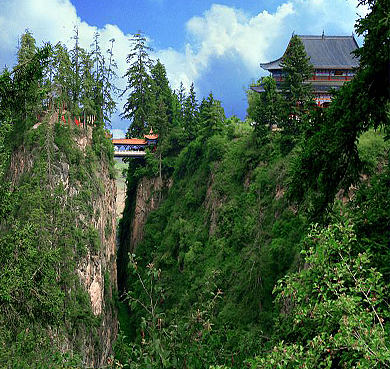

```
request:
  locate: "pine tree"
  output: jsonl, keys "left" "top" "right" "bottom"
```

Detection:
{"left": 199, "top": 92, "right": 225, "bottom": 138}
{"left": 280, "top": 35, "right": 314, "bottom": 113}
{"left": 69, "top": 25, "right": 83, "bottom": 108}
{"left": 89, "top": 33, "right": 118, "bottom": 126}
{"left": 52, "top": 43, "right": 73, "bottom": 110}
{"left": 279, "top": 35, "right": 315, "bottom": 153}
{"left": 102, "top": 38, "right": 118, "bottom": 126}
{"left": 247, "top": 76, "right": 282, "bottom": 143}
{"left": 91, "top": 32, "right": 103, "bottom": 84}
{"left": 79, "top": 49, "right": 96, "bottom": 118}
{"left": 182, "top": 82, "right": 199, "bottom": 141}
{"left": 17, "top": 29, "right": 36, "bottom": 65}
{"left": 121, "top": 32, "right": 154, "bottom": 138}
{"left": 170, "top": 82, "right": 186, "bottom": 132}
{"left": 12, "top": 33, "right": 51, "bottom": 129}
{"left": 150, "top": 59, "right": 173, "bottom": 138}
{"left": 3, "top": 44, "right": 50, "bottom": 136}
{"left": 177, "top": 82, "right": 186, "bottom": 117}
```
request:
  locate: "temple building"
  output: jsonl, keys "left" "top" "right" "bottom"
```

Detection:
{"left": 112, "top": 128, "right": 159, "bottom": 157}
{"left": 253, "top": 34, "right": 359, "bottom": 107}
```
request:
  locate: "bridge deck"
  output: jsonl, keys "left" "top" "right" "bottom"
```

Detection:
{"left": 114, "top": 150, "right": 146, "bottom": 158}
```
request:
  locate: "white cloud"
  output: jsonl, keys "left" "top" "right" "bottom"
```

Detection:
{"left": 157, "top": 3, "right": 295, "bottom": 92}
{"left": 290, "top": 0, "right": 369, "bottom": 36}
{"left": 0, "top": 0, "right": 131, "bottom": 89}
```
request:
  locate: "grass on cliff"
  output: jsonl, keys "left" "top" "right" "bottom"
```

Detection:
{"left": 117, "top": 116, "right": 390, "bottom": 368}
{"left": 116, "top": 123, "right": 307, "bottom": 367}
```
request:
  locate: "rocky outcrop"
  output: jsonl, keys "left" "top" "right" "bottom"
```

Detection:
{"left": 130, "top": 176, "right": 171, "bottom": 251}
{"left": 117, "top": 173, "right": 171, "bottom": 292}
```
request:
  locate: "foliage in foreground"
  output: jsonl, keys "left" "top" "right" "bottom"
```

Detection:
{"left": 250, "top": 221, "right": 390, "bottom": 368}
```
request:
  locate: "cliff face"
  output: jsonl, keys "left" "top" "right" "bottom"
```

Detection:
{"left": 130, "top": 176, "right": 171, "bottom": 251}
{"left": 117, "top": 173, "right": 171, "bottom": 291}
{"left": 6, "top": 114, "right": 118, "bottom": 367}
{"left": 118, "top": 136, "right": 306, "bottom": 339}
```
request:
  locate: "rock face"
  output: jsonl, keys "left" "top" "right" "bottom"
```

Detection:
{"left": 131, "top": 176, "right": 169, "bottom": 251}
{"left": 118, "top": 174, "right": 171, "bottom": 291}
{"left": 8, "top": 115, "right": 118, "bottom": 367}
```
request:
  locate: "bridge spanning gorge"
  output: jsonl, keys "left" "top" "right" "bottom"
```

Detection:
{"left": 112, "top": 131, "right": 158, "bottom": 158}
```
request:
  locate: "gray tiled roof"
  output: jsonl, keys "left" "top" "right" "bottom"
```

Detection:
{"left": 260, "top": 35, "right": 359, "bottom": 70}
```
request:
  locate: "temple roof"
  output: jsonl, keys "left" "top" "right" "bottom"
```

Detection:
{"left": 144, "top": 128, "right": 159, "bottom": 140}
{"left": 260, "top": 35, "right": 359, "bottom": 70}
{"left": 112, "top": 138, "right": 146, "bottom": 145}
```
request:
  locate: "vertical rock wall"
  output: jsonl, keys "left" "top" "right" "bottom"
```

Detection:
{"left": 118, "top": 174, "right": 171, "bottom": 292}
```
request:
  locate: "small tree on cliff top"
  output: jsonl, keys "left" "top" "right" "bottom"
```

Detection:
{"left": 247, "top": 76, "right": 282, "bottom": 144}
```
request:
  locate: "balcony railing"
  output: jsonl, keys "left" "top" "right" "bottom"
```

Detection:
{"left": 272, "top": 75, "right": 353, "bottom": 82}
{"left": 311, "top": 75, "right": 353, "bottom": 81}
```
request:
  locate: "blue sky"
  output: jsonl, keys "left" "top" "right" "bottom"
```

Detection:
{"left": 0, "top": 0, "right": 367, "bottom": 137}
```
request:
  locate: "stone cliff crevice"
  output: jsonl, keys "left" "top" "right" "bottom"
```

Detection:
{"left": 117, "top": 172, "right": 171, "bottom": 292}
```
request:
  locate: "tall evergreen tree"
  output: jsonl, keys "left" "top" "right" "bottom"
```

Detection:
{"left": 12, "top": 33, "right": 51, "bottom": 129}
{"left": 69, "top": 25, "right": 83, "bottom": 107}
{"left": 199, "top": 92, "right": 225, "bottom": 138}
{"left": 170, "top": 82, "right": 186, "bottom": 131}
{"left": 150, "top": 59, "right": 173, "bottom": 138}
{"left": 2, "top": 44, "right": 50, "bottom": 137}
{"left": 91, "top": 32, "right": 103, "bottom": 84}
{"left": 280, "top": 35, "right": 314, "bottom": 113}
{"left": 79, "top": 49, "right": 96, "bottom": 118}
{"left": 121, "top": 32, "right": 154, "bottom": 138}
{"left": 90, "top": 33, "right": 118, "bottom": 126}
{"left": 247, "top": 76, "right": 282, "bottom": 143}
{"left": 90, "top": 31, "right": 105, "bottom": 121}
{"left": 102, "top": 38, "right": 118, "bottom": 126}
{"left": 182, "top": 82, "right": 199, "bottom": 141}
{"left": 279, "top": 35, "right": 315, "bottom": 153}
{"left": 52, "top": 43, "right": 73, "bottom": 110}
{"left": 17, "top": 29, "right": 36, "bottom": 65}
{"left": 177, "top": 82, "right": 186, "bottom": 117}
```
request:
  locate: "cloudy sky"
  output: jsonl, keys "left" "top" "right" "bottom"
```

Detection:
{"left": 0, "top": 0, "right": 368, "bottom": 137}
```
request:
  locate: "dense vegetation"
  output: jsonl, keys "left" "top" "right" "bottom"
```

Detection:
{"left": 116, "top": 0, "right": 390, "bottom": 368}
{"left": 0, "top": 29, "right": 116, "bottom": 367}
{"left": 0, "top": 0, "right": 388, "bottom": 367}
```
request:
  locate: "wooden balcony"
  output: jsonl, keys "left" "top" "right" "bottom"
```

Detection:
{"left": 272, "top": 75, "right": 353, "bottom": 82}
